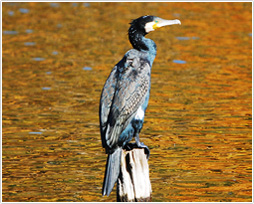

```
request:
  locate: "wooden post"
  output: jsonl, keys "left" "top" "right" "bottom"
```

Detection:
{"left": 117, "top": 146, "right": 152, "bottom": 202}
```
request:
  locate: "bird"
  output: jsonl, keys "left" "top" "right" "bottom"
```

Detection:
{"left": 99, "top": 15, "right": 181, "bottom": 196}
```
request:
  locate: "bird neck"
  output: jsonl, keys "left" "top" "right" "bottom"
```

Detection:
{"left": 129, "top": 32, "right": 157, "bottom": 56}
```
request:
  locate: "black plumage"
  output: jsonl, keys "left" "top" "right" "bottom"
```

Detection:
{"left": 99, "top": 15, "right": 181, "bottom": 196}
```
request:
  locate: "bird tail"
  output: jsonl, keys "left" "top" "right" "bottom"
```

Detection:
{"left": 102, "top": 147, "right": 122, "bottom": 196}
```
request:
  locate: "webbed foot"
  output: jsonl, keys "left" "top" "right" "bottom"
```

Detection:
{"left": 135, "top": 141, "right": 150, "bottom": 159}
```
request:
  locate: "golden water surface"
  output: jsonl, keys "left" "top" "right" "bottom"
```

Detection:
{"left": 2, "top": 2, "right": 252, "bottom": 202}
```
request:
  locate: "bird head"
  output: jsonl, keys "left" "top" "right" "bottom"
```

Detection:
{"left": 129, "top": 15, "right": 181, "bottom": 35}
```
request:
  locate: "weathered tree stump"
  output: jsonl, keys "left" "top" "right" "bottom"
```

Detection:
{"left": 117, "top": 146, "right": 152, "bottom": 202}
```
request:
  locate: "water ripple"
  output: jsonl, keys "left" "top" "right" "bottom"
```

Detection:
{"left": 50, "top": 3, "right": 60, "bottom": 8}
{"left": 52, "top": 51, "right": 58, "bottom": 55}
{"left": 32, "top": 57, "right": 45, "bottom": 61}
{"left": 19, "top": 8, "right": 29, "bottom": 13}
{"left": 29, "top": 132, "right": 42, "bottom": 135}
{"left": 24, "top": 42, "right": 36, "bottom": 46}
{"left": 83, "top": 3, "right": 90, "bottom": 7}
{"left": 3, "top": 30, "right": 18, "bottom": 35}
{"left": 176, "top": 36, "right": 200, "bottom": 40}
{"left": 173, "top": 59, "right": 186, "bottom": 64}
{"left": 42, "top": 87, "right": 51, "bottom": 90}
{"left": 83, "top": 67, "right": 92, "bottom": 71}
{"left": 26, "top": 29, "right": 33, "bottom": 34}
{"left": 8, "top": 11, "right": 14, "bottom": 16}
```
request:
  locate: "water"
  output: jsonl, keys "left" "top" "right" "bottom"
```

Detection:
{"left": 83, "top": 3, "right": 90, "bottom": 7}
{"left": 41, "top": 87, "right": 51, "bottom": 90}
{"left": 2, "top": 2, "right": 252, "bottom": 202}
{"left": 83, "top": 67, "right": 92, "bottom": 71}
{"left": 29, "top": 132, "right": 42, "bottom": 135}
{"left": 24, "top": 42, "right": 36, "bottom": 46}
{"left": 19, "top": 8, "right": 29, "bottom": 13}
{"left": 173, "top": 59, "right": 186, "bottom": 64}
{"left": 176, "top": 36, "right": 190, "bottom": 40}
{"left": 72, "top": 3, "right": 78, "bottom": 7}
{"left": 52, "top": 51, "right": 58, "bottom": 55}
{"left": 176, "top": 36, "right": 200, "bottom": 40}
{"left": 3, "top": 30, "right": 18, "bottom": 35}
{"left": 50, "top": 3, "right": 60, "bottom": 8}
{"left": 32, "top": 57, "right": 45, "bottom": 61}
{"left": 25, "top": 29, "right": 33, "bottom": 34}
{"left": 8, "top": 11, "right": 14, "bottom": 16}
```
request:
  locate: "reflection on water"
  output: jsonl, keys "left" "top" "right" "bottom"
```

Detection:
{"left": 32, "top": 57, "right": 45, "bottom": 61}
{"left": 29, "top": 132, "right": 42, "bottom": 135}
{"left": 3, "top": 30, "right": 18, "bottom": 35}
{"left": 24, "top": 42, "right": 36, "bottom": 46}
{"left": 52, "top": 51, "right": 58, "bottom": 55}
{"left": 176, "top": 36, "right": 200, "bottom": 40}
{"left": 41, "top": 87, "right": 51, "bottom": 90}
{"left": 2, "top": 2, "right": 252, "bottom": 202}
{"left": 72, "top": 3, "right": 78, "bottom": 7}
{"left": 25, "top": 29, "right": 33, "bottom": 33}
{"left": 50, "top": 3, "right": 60, "bottom": 8}
{"left": 83, "top": 67, "right": 92, "bottom": 71}
{"left": 8, "top": 11, "right": 14, "bottom": 16}
{"left": 173, "top": 59, "right": 186, "bottom": 64}
{"left": 19, "top": 8, "right": 29, "bottom": 14}
{"left": 83, "top": 3, "right": 90, "bottom": 8}
{"left": 57, "top": 23, "right": 62, "bottom": 28}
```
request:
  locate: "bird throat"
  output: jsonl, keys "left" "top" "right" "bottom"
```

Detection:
{"left": 129, "top": 32, "right": 149, "bottom": 51}
{"left": 128, "top": 29, "right": 157, "bottom": 55}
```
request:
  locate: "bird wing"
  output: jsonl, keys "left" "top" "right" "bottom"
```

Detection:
{"left": 99, "top": 65, "right": 118, "bottom": 148}
{"left": 104, "top": 50, "right": 151, "bottom": 149}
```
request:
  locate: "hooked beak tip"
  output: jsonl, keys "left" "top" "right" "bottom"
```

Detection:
{"left": 173, "top": 19, "right": 181, "bottom": 25}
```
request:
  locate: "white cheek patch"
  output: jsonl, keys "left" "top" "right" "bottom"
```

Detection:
{"left": 144, "top": 22, "right": 155, "bottom": 33}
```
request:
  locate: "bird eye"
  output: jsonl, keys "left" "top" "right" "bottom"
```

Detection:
{"left": 155, "top": 20, "right": 158, "bottom": 23}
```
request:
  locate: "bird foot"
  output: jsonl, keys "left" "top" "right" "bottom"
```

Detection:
{"left": 124, "top": 143, "right": 135, "bottom": 151}
{"left": 135, "top": 141, "right": 150, "bottom": 159}
{"left": 123, "top": 142, "right": 150, "bottom": 159}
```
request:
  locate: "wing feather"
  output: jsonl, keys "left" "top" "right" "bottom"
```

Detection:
{"left": 105, "top": 51, "right": 151, "bottom": 148}
{"left": 99, "top": 66, "right": 118, "bottom": 148}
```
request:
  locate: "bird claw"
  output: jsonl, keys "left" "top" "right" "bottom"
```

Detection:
{"left": 124, "top": 143, "right": 134, "bottom": 151}
{"left": 136, "top": 142, "right": 150, "bottom": 159}
{"left": 123, "top": 142, "right": 150, "bottom": 159}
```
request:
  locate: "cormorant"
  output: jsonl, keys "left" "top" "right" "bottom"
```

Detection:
{"left": 99, "top": 15, "right": 181, "bottom": 196}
